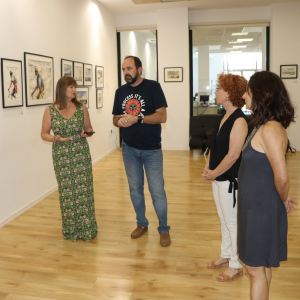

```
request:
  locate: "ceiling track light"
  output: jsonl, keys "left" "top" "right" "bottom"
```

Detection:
{"left": 232, "top": 32, "right": 249, "bottom": 36}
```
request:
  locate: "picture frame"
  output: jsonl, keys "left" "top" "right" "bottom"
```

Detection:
{"left": 24, "top": 52, "right": 54, "bottom": 107}
{"left": 95, "top": 65, "right": 104, "bottom": 88}
{"left": 74, "top": 61, "right": 84, "bottom": 85}
{"left": 61, "top": 59, "right": 73, "bottom": 77}
{"left": 164, "top": 67, "right": 183, "bottom": 82}
{"left": 96, "top": 88, "right": 103, "bottom": 108}
{"left": 77, "top": 86, "right": 89, "bottom": 108}
{"left": 84, "top": 63, "right": 93, "bottom": 86}
{"left": 1, "top": 58, "right": 24, "bottom": 108}
{"left": 280, "top": 65, "right": 298, "bottom": 79}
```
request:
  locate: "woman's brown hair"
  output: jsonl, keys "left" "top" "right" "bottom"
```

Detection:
{"left": 247, "top": 71, "right": 295, "bottom": 128}
{"left": 53, "top": 76, "right": 80, "bottom": 110}
{"left": 218, "top": 73, "right": 247, "bottom": 107}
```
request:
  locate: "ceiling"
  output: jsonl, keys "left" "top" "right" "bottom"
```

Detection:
{"left": 193, "top": 27, "right": 263, "bottom": 54}
{"left": 97, "top": 0, "right": 297, "bottom": 15}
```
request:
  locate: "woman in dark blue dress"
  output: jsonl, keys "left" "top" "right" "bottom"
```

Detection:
{"left": 238, "top": 71, "right": 297, "bottom": 300}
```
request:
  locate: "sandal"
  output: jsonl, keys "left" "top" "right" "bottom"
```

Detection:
{"left": 207, "top": 258, "right": 229, "bottom": 269}
{"left": 217, "top": 267, "right": 243, "bottom": 282}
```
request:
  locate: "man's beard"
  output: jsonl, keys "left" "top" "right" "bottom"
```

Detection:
{"left": 125, "top": 73, "right": 138, "bottom": 84}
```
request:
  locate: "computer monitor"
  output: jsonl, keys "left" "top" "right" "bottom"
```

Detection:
{"left": 200, "top": 95, "right": 209, "bottom": 103}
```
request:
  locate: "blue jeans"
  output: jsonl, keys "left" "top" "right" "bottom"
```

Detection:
{"left": 122, "top": 142, "right": 170, "bottom": 234}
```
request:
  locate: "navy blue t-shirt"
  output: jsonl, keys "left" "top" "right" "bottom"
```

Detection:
{"left": 112, "top": 79, "right": 168, "bottom": 150}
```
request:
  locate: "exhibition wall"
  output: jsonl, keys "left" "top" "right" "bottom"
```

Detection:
{"left": 0, "top": 0, "right": 118, "bottom": 227}
{"left": 270, "top": 2, "right": 300, "bottom": 150}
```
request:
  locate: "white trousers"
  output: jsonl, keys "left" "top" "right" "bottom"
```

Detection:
{"left": 212, "top": 180, "right": 242, "bottom": 269}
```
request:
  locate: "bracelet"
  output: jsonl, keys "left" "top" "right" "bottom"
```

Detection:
{"left": 52, "top": 136, "right": 55, "bottom": 142}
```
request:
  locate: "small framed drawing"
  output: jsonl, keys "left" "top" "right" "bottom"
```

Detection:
{"left": 96, "top": 88, "right": 103, "bottom": 108}
{"left": 24, "top": 52, "right": 54, "bottom": 107}
{"left": 77, "top": 86, "right": 89, "bottom": 108}
{"left": 1, "top": 58, "right": 24, "bottom": 108}
{"left": 61, "top": 59, "right": 73, "bottom": 77}
{"left": 164, "top": 67, "right": 183, "bottom": 82}
{"left": 74, "top": 61, "right": 83, "bottom": 85}
{"left": 84, "top": 63, "right": 93, "bottom": 86}
{"left": 95, "top": 65, "right": 104, "bottom": 88}
{"left": 280, "top": 65, "right": 298, "bottom": 79}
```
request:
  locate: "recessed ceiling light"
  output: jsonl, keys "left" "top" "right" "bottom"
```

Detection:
{"left": 237, "top": 38, "right": 253, "bottom": 42}
{"left": 232, "top": 32, "right": 248, "bottom": 36}
{"left": 233, "top": 46, "right": 247, "bottom": 48}
{"left": 228, "top": 41, "right": 243, "bottom": 44}
{"left": 230, "top": 51, "right": 242, "bottom": 53}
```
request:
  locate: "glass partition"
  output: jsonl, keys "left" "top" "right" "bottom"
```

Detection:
{"left": 192, "top": 26, "right": 267, "bottom": 115}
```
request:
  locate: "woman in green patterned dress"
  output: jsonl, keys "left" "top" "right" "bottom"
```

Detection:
{"left": 41, "top": 76, "right": 97, "bottom": 242}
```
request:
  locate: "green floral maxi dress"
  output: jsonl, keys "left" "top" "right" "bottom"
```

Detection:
{"left": 50, "top": 104, "right": 98, "bottom": 241}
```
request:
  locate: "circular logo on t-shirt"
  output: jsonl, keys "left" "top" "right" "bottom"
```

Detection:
{"left": 125, "top": 98, "right": 140, "bottom": 116}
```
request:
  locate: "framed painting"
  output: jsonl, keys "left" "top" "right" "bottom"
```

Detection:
{"left": 1, "top": 58, "right": 24, "bottom": 108}
{"left": 84, "top": 63, "right": 93, "bottom": 86}
{"left": 24, "top": 52, "right": 54, "bottom": 107}
{"left": 164, "top": 67, "right": 183, "bottom": 82}
{"left": 74, "top": 61, "right": 83, "bottom": 85}
{"left": 96, "top": 88, "right": 103, "bottom": 108}
{"left": 280, "top": 65, "right": 298, "bottom": 79}
{"left": 77, "top": 86, "right": 89, "bottom": 108}
{"left": 61, "top": 59, "right": 73, "bottom": 77}
{"left": 95, "top": 65, "right": 104, "bottom": 88}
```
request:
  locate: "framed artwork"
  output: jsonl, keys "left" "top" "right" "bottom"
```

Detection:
{"left": 95, "top": 65, "right": 104, "bottom": 88}
{"left": 61, "top": 59, "right": 73, "bottom": 77}
{"left": 280, "top": 65, "right": 298, "bottom": 79}
{"left": 96, "top": 88, "right": 103, "bottom": 108}
{"left": 24, "top": 52, "right": 54, "bottom": 107}
{"left": 74, "top": 61, "right": 83, "bottom": 85}
{"left": 1, "top": 58, "right": 24, "bottom": 108}
{"left": 164, "top": 67, "right": 183, "bottom": 82}
{"left": 84, "top": 63, "right": 93, "bottom": 86}
{"left": 77, "top": 86, "right": 89, "bottom": 108}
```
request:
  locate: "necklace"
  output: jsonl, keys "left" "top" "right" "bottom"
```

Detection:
{"left": 242, "top": 126, "right": 260, "bottom": 151}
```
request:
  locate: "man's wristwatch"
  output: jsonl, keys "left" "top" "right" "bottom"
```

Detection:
{"left": 137, "top": 115, "right": 144, "bottom": 124}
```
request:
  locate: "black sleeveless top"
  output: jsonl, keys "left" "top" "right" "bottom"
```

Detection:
{"left": 209, "top": 108, "right": 247, "bottom": 181}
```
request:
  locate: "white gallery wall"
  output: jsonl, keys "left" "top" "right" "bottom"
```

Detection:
{"left": 157, "top": 8, "right": 190, "bottom": 150}
{"left": 120, "top": 31, "right": 157, "bottom": 85}
{"left": 0, "top": 0, "right": 118, "bottom": 227}
{"left": 270, "top": 2, "right": 300, "bottom": 150}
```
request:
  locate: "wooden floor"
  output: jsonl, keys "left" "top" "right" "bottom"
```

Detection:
{"left": 0, "top": 150, "right": 300, "bottom": 300}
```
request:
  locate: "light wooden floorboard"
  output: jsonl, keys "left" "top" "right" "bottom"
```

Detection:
{"left": 0, "top": 150, "right": 299, "bottom": 300}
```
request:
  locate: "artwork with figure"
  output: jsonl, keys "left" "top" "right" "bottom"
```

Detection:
{"left": 74, "top": 62, "right": 83, "bottom": 85}
{"left": 96, "top": 88, "right": 103, "bottom": 108}
{"left": 24, "top": 53, "right": 53, "bottom": 106}
{"left": 77, "top": 87, "right": 89, "bottom": 108}
{"left": 95, "top": 65, "right": 104, "bottom": 88}
{"left": 1, "top": 58, "right": 23, "bottom": 108}
{"left": 84, "top": 63, "right": 92, "bottom": 86}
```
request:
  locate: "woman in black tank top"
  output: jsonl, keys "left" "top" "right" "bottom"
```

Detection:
{"left": 238, "top": 71, "right": 297, "bottom": 300}
{"left": 202, "top": 73, "right": 248, "bottom": 282}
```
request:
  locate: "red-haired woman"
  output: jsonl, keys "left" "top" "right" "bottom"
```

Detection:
{"left": 202, "top": 73, "right": 248, "bottom": 281}
{"left": 238, "top": 71, "right": 297, "bottom": 300}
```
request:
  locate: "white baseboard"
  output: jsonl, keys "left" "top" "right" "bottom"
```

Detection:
{"left": 0, "top": 147, "right": 118, "bottom": 228}
{"left": 92, "top": 147, "right": 117, "bottom": 165}
{"left": 0, "top": 185, "right": 58, "bottom": 228}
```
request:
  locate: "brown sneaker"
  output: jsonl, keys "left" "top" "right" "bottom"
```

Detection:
{"left": 160, "top": 232, "right": 171, "bottom": 247}
{"left": 131, "top": 226, "right": 148, "bottom": 239}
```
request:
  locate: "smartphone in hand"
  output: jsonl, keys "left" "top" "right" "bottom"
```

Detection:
{"left": 84, "top": 132, "right": 95, "bottom": 136}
